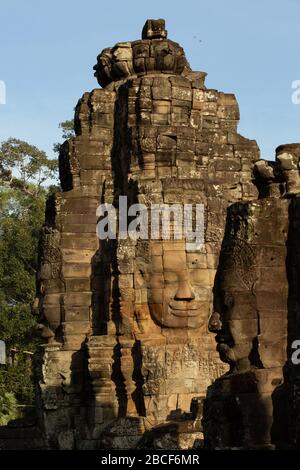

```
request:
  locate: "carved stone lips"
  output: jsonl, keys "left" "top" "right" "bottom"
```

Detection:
{"left": 168, "top": 300, "right": 201, "bottom": 317}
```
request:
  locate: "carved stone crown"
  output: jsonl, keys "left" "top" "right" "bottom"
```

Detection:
{"left": 93, "top": 19, "right": 191, "bottom": 87}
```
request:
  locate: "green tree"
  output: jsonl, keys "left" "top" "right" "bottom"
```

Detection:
{"left": 0, "top": 138, "right": 58, "bottom": 415}
{"left": 0, "top": 138, "right": 57, "bottom": 192}
{"left": 0, "top": 392, "right": 18, "bottom": 426}
{"left": 53, "top": 119, "right": 75, "bottom": 153}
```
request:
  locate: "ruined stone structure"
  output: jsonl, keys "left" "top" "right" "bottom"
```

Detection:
{"left": 205, "top": 144, "right": 300, "bottom": 449}
{"left": 33, "top": 19, "right": 300, "bottom": 449}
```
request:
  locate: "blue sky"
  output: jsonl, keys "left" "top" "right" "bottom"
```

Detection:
{"left": 0, "top": 0, "right": 299, "bottom": 160}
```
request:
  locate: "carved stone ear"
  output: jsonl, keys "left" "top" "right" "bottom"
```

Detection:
{"left": 135, "top": 257, "right": 150, "bottom": 284}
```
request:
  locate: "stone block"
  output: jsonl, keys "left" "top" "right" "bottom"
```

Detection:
{"left": 157, "top": 134, "right": 177, "bottom": 149}
{"left": 150, "top": 255, "right": 163, "bottom": 273}
{"left": 42, "top": 306, "right": 61, "bottom": 325}
{"left": 139, "top": 97, "right": 152, "bottom": 110}
{"left": 169, "top": 76, "right": 191, "bottom": 88}
{"left": 62, "top": 321, "right": 90, "bottom": 335}
{"left": 151, "top": 113, "right": 170, "bottom": 125}
{"left": 171, "top": 111, "right": 190, "bottom": 125}
{"left": 217, "top": 105, "right": 240, "bottom": 120}
{"left": 60, "top": 235, "right": 98, "bottom": 251}
{"left": 63, "top": 292, "right": 92, "bottom": 307}
{"left": 190, "top": 110, "right": 201, "bottom": 128}
{"left": 133, "top": 57, "right": 146, "bottom": 72}
{"left": 177, "top": 138, "right": 195, "bottom": 152}
{"left": 192, "top": 89, "right": 205, "bottom": 109}
{"left": 62, "top": 249, "right": 95, "bottom": 263}
{"left": 43, "top": 293, "right": 62, "bottom": 306}
{"left": 62, "top": 197, "right": 98, "bottom": 214}
{"left": 62, "top": 263, "right": 92, "bottom": 278}
{"left": 62, "top": 224, "right": 97, "bottom": 234}
{"left": 153, "top": 100, "right": 171, "bottom": 114}
{"left": 65, "top": 278, "right": 91, "bottom": 292}
{"left": 63, "top": 306, "right": 90, "bottom": 322}
{"left": 172, "top": 87, "right": 192, "bottom": 102}
{"left": 152, "top": 85, "right": 172, "bottom": 101}
{"left": 42, "top": 279, "right": 65, "bottom": 293}
{"left": 145, "top": 57, "right": 156, "bottom": 71}
{"left": 214, "top": 157, "right": 241, "bottom": 171}
{"left": 63, "top": 334, "right": 87, "bottom": 350}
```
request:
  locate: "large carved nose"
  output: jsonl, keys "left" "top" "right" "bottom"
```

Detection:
{"left": 208, "top": 311, "right": 222, "bottom": 332}
{"left": 174, "top": 279, "right": 195, "bottom": 301}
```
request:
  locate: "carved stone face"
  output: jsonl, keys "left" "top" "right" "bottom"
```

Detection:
{"left": 209, "top": 281, "right": 258, "bottom": 371}
{"left": 143, "top": 241, "right": 211, "bottom": 329}
{"left": 209, "top": 232, "right": 258, "bottom": 370}
{"left": 209, "top": 201, "right": 289, "bottom": 372}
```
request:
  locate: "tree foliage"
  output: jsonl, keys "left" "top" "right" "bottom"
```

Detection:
{"left": 0, "top": 137, "right": 59, "bottom": 415}
{"left": 0, "top": 392, "right": 19, "bottom": 426}
{"left": 0, "top": 138, "right": 57, "bottom": 192}
{"left": 53, "top": 119, "right": 75, "bottom": 153}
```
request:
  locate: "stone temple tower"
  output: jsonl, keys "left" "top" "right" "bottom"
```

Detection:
{"left": 34, "top": 19, "right": 265, "bottom": 449}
